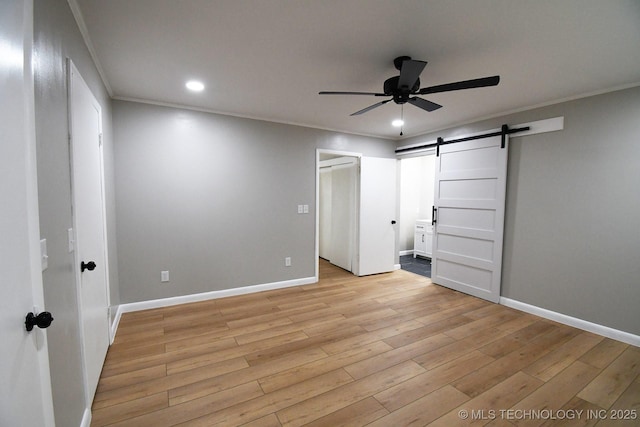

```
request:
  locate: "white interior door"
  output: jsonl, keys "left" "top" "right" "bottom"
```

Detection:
{"left": 0, "top": 1, "right": 54, "bottom": 424}
{"left": 69, "top": 61, "right": 110, "bottom": 401}
{"left": 358, "top": 157, "right": 397, "bottom": 276}
{"left": 432, "top": 135, "right": 508, "bottom": 303}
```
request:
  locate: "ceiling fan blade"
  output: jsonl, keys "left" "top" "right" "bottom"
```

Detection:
{"left": 408, "top": 97, "right": 442, "bottom": 112}
{"left": 350, "top": 99, "right": 392, "bottom": 116}
{"left": 418, "top": 75, "right": 500, "bottom": 95}
{"left": 398, "top": 60, "right": 427, "bottom": 90}
{"left": 319, "top": 91, "right": 386, "bottom": 96}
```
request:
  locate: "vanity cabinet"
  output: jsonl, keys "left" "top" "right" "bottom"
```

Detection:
{"left": 414, "top": 219, "right": 433, "bottom": 258}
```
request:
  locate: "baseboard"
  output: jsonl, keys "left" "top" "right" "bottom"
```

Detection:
{"left": 399, "top": 250, "right": 414, "bottom": 256}
{"left": 394, "top": 263, "right": 401, "bottom": 271}
{"left": 109, "top": 305, "right": 123, "bottom": 345}
{"left": 500, "top": 297, "right": 640, "bottom": 347}
{"left": 79, "top": 407, "right": 91, "bottom": 427}
{"left": 117, "top": 276, "right": 318, "bottom": 316}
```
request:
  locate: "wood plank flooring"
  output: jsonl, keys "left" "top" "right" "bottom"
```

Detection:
{"left": 92, "top": 260, "right": 640, "bottom": 426}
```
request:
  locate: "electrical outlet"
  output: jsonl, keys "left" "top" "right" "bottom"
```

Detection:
{"left": 285, "top": 257, "right": 291, "bottom": 267}
{"left": 161, "top": 271, "right": 170, "bottom": 282}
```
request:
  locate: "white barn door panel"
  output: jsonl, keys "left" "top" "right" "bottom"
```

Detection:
{"left": 432, "top": 135, "right": 508, "bottom": 303}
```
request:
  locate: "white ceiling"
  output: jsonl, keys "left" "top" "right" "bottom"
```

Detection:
{"left": 73, "top": 0, "right": 640, "bottom": 140}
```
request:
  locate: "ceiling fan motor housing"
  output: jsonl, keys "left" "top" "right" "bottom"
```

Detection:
{"left": 384, "top": 76, "right": 420, "bottom": 104}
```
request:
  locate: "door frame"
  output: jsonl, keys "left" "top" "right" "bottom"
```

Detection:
{"left": 315, "top": 149, "right": 362, "bottom": 279}
{"left": 318, "top": 156, "right": 359, "bottom": 270}
{"left": 67, "top": 59, "right": 112, "bottom": 405}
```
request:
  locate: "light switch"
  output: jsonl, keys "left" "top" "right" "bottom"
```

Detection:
{"left": 297, "top": 205, "right": 304, "bottom": 214}
{"left": 303, "top": 204, "right": 309, "bottom": 214}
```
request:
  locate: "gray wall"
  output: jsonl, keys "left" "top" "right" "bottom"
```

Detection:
{"left": 33, "top": 0, "right": 118, "bottom": 425}
{"left": 114, "top": 100, "right": 396, "bottom": 303}
{"left": 400, "top": 86, "right": 640, "bottom": 336}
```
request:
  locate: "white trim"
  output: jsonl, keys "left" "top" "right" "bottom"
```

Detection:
{"left": 393, "top": 264, "right": 401, "bottom": 271}
{"left": 79, "top": 408, "right": 91, "bottom": 427}
{"left": 117, "top": 276, "right": 317, "bottom": 315}
{"left": 395, "top": 116, "right": 564, "bottom": 157}
{"left": 109, "top": 305, "right": 123, "bottom": 345}
{"left": 399, "top": 250, "right": 414, "bottom": 256}
{"left": 500, "top": 297, "right": 640, "bottom": 347}
{"left": 114, "top": 95, "right": 395, "bottom": 141}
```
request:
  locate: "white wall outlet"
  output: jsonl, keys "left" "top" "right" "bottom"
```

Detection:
{"left": 285, "top": 257, "right": 291, "bottom": 267}
{"left": 161, "top": 271, "right": 170, "bottom": 282}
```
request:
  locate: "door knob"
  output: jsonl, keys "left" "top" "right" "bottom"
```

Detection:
{"left": 391, "top": 220, "right": 397, "bottom": 225}
{"left": 81, "top": 261, "right": 96, "bottom": 272}
{"left": 25, "top": 311, "right": 54, "bottom": 332}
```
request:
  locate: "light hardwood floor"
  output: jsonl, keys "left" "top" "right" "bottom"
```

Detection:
{"left": 92, "top": 260, "right": 640, "bottom": 426}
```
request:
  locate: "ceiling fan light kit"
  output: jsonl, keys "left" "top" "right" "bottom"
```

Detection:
{"left": 319, "top": 56, "right": 500, "bottom": 126}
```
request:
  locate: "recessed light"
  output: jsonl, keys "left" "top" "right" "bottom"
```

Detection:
{"left": 185, "top": 80, "right": 205, "bottom": 92}
{"left": 392, "top": 119, "right": 404, "bottom": 127}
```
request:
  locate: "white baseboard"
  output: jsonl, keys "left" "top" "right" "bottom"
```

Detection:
{"left": 79, "top": 407, "right": 91, "bottom": 427}
{"left": 109, "top": 305, "right": 123, "bottom": 345}
{"left": 399, "top": 250, "right": 414, "bottom": 256}
{"left": 115, "top": 276, "right": 318, "bottom": 319}
{"left": 500, "top": 297, "right": 640, "bottom": 347}
{"left": 393, "top": 264, "right": 401, "bottom": 271}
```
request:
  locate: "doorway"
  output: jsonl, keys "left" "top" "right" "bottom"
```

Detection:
{"left": 315, "top": 150, "right": 398, "bottom": 278}
{"left": 319, "top": 155, "right": 358, "bottom": 272}
{"left": 398, "top": 154, "right": 435, "bottom": 278}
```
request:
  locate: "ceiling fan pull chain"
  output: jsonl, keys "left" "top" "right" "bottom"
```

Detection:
{"left": 400, "top": 104, "right": 404, "bottom": 136}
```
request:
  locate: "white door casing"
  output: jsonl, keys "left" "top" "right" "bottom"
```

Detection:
{"left": 0, "top": 0, "right": 55, "bottom": 424}
{"left": 357, "top": 157, "right": 397, "bottom": 276}
{"left": 432, "top": 135, "right": 508, "bottom": 303}
{"left": 68, "top": 60, "right": 110, "bottom": 402}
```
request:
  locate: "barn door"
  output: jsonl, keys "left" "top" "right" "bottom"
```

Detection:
{"left": 431, "top": 135, "right": 508, "bottom": 303}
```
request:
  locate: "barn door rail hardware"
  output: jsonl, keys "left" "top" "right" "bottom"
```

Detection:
{"left": 395, "top": 123, "right": 530, "bottom": 156}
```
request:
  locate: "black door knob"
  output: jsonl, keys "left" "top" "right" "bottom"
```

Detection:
{"left": 81, "top": 261, "right": 96, "bottom": 272}
{"left": 391, "top": 220, "right": 397, "bottom": 225}
{"left": 25, "top": 311, "right": 54, "bottom": 332}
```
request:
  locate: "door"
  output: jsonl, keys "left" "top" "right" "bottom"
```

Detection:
{"left": 431, "top": 135, "right": 508, "bottom": 303}
{"left": 318, "top": 167, "right": 332, "bottom": 259}
{"left": 357, "top": 157, "right": 397, "bottom": 276}
{"left": 329, "top": 162, "right": 357, "bottom": 271}
{"left": 0, "top": 0, "right": 55, "bottom": 424}
{"left": 69, "top": 61, "right": 110, "bottom": 401}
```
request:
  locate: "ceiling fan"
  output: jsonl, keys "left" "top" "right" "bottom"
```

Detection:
{"left": 319, "top": 56, "right": 500, "bottom": 116}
